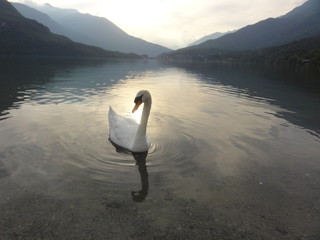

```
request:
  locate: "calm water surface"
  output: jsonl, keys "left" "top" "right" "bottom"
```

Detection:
{"left": 0, "top": 58, "right": 320, "bottom": 239}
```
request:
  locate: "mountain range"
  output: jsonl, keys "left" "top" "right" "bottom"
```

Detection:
{"left": 0, "top": 0, "right": 141, "bottom": 58}
{"left": 12, "top": 2, "right": 171, "bottom": 57}
{"left": 188, "top": 30, "right": 236, "bottom": 47}
{"left": 2, "top": 0, "right": 320, "bottom": 61}
{"left": 161, "top": 0, "right": 320, "bottom": 64}
{"left": 193, "top": 0, "right": 320, "bottom": 51}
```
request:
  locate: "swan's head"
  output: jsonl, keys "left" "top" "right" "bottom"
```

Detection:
{"left": 132, "top": 90, "right": 151, "bottom": 113}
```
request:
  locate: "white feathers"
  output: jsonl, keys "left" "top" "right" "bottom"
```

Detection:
{"left": 108, "top": 90, "right": 152, "bottom": 152}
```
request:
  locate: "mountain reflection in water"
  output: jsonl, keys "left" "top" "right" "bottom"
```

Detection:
{"left": 0, "top": 58, "right": 320, "bottom": 239}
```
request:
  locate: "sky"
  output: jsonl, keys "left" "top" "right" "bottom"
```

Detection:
{"left": 12, "top": 0, "right": 307, "bottom": 49}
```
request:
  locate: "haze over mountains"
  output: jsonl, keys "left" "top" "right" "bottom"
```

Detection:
{"left": 188, "top": 30, "right": 236, "bottom": 47}
{"left": 191, "top": 0, "right": 320, "bottom": 51}
{"left": 162, "top": 0, "right": 320, "bottom": 64}
{"left": 0, "top": 0, "right": 140, "bottom": 58}
{"left": 12, "top": 2, "right": 171, "bottom": 57}
{"left": 12, "top": 3, "right": 85, "bottom": 43}
{"left": 2, "top": 0, "right": 320, "bottom": 62}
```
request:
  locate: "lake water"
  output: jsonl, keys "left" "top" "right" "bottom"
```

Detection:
{"left": 0, "top": 58, "right": 320, "bottom": 239}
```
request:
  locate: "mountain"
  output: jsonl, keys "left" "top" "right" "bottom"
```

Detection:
{"left": 12, "top": 3, "right": 95, "bottom": 46}
{"left": 0, "top": 0, "right": 19, "bottom": 17}
{"left": 188, "top": 30, "right": 236, "bottom": 47}
{"left": 189, "top": 0, "right": 320, "bottom": 51}
{"left": 252, "top": 35, "right": 320, "bottom": 64}
{"left": 14, "top": 2, "right": 172, "bottom": 57}
{"left": 12, "top": 3, "right": 66, "bottom": 35}
{"left": 12, "top": 2, "right": 90, "bottom": 43}
{"left": 0, "top": 0, "right": 140, "bottom": 58}
{"left": 160, "top": 34, "right": 320, "bottom": 65}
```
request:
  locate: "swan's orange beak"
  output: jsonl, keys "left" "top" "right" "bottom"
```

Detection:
{"left": 132, "top": 100, "right": 142, "bottom": 113}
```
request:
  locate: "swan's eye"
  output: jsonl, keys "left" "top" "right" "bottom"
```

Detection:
{"left": 134, "top": 95, "right": 143, "bottom": 103}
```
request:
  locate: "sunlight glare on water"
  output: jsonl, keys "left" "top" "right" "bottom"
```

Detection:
{"left": 0, "top": 60, "right": 320, "bottom": 239}
{"left": 0, "top": 59, "right": 320, "bottom": 238}
{"left": 1, "top": 60, "right": 319, "bottom": 186}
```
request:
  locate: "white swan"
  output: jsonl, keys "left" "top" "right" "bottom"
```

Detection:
{"left": 108, "top": 90, "right": 152, "bottom": 153}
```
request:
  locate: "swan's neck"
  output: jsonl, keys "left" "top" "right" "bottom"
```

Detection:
{"left": 133, "top": 98, "right": 151, "bottom": 150}
{"left": 137, "top": 99, "right": 151, "bottom": 136}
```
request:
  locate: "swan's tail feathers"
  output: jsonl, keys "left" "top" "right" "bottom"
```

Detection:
{"left": 109, "top": 106, "right": 115, "bottom": 116}
{"left": 108, "top": 106, "right": 113, "bottom": 121}
{"left": 108, "top": 106, "right": 119, "bottom": 122}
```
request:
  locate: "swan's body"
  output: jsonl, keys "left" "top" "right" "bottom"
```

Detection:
{"left": 108, "top": 90, "right": 152, "bottom": 152}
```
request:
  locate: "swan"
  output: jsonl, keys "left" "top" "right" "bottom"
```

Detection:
{"left": 108, "top": 90, "right": 152, "bottom": 153}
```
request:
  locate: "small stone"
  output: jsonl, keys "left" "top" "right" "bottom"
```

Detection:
{"left": 275, "top": 226, "right": 288, "bottom": 235}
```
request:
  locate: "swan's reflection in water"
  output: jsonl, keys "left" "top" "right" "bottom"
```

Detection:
{"left": 131, "top": 152, "right": 148, "bottom": 202}
{"left": 110, "top": 141, "right": 149, "bottom": 202}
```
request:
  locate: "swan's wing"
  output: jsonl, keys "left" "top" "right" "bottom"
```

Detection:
{"left": 108, "top": 106, "right": 138, "bottom": 150}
